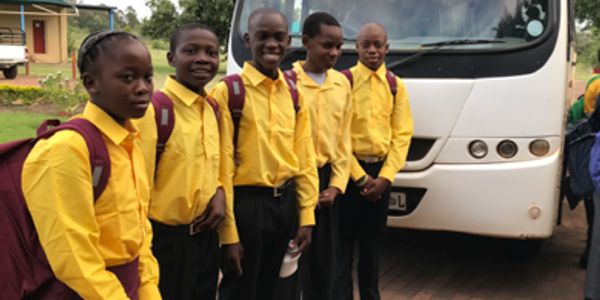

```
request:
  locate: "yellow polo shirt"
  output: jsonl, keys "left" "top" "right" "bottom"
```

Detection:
{"left": 22, "top": 102, "right": 160, "bottom": 300}
{"left": 292, "top": 61, "right": 352, "bottom": 192}
{"left": 135, "top": 76, "right": 237, "bottom": 244}
{"left": 584, "top": 69, "right": 600, "bottom": 114}
{"left": 348, "top": 62, "right": 414, "bottom": 183}
{"left": 210, "top": 62, "right": 319, "bottom": 236}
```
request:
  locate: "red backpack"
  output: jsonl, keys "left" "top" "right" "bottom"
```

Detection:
{"left": 0, "top": 118, "right": 110, "bottom": 299}
{"left": 221, "top": 71, "right": 299, "bottom": 151}
{"left": 151, "top": 91, "right": 220, "bottom": 163}
{"left": 341, "top": 69, "right": 398, "bottom": 98}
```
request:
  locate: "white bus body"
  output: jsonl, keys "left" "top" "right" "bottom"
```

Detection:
{"left": 227, "top": 0, "right": 575, "bottom": 240}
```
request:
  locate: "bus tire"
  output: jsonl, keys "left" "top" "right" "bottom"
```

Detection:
{"left": 507, "top": 239, "right": 544, "bottom": 260}
{"left": 3, "top": 66, "right": 17, "bottom": 79}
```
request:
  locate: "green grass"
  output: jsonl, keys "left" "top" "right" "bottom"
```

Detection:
{"left": 0, "top": 111, "right": 65, "bottom": 143}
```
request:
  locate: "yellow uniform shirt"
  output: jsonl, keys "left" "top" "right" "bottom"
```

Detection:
{"left": 584, "top": 70, "right": 600, "bottom": 114}
{"left": 210, "top": 62, "right": 319, "bottom": 235}
{"left": 348, "top": 62, "right": 414, "bottom": 183}
{"left": 22, "top": 102, "right": 160, "bottom": 300}
{"left": 292, "top": 61, "right": 352, "bottom": 192}
{"left": 135, "top": 76, "right": 236, "bottom": 244}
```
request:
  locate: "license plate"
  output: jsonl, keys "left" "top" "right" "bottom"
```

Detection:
{"left": 389, "top": 192, "right": 407, "bottom": 211}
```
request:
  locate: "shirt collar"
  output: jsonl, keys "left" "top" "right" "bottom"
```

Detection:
{"left": 81, "top": 101, "right": 140, "bottom": 146}
{"left": 242, "top": 61, "right": 285, "bottom": 87}
{"left": 292, "top": 61, "right": 344, "bottom": 88}
{"left": 163, "top": 75, "right": 204, "bottom": 107}
{"left": 356, "top": 61, "right": 387, "bottom": 81}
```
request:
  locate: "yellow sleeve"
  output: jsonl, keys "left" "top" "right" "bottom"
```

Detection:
{"left": 584, "top": 80, "right": 600, "bottom": 115}
{"left": 210, "top": 82, "right": 239, "bottom": 244}
{"left": 329, "top": 81, "right": 353, "bottom": 193}
{"left": 294, "top": 92, "right": 319, "bottom": 226}
{"left": 133, "top": 106, "right": 158, "bottom": 188}
{"left": 350, "top": 156, "right": 367, "bottom": 182}
{"left": 137, "top": 218, "right": 161, "bottom": 299}
{"left": 22, "top": 132, "right": 129, "bottom": 300}
{"left": 379, "top": 78, "right": 414, "bottom": 183}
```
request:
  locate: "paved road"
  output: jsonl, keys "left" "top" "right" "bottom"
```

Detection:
{"left": 365, "top": 201, "right": 588, "bottom": 299}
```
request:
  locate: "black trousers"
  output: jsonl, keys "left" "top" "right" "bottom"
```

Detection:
{"left": 299, "top": 164, "right": 339, "bottom": 300}
{"left": 150, "top": 220, "right": 219, "bottom": 300}
{"left": 334, "top": 161, "right": 390, "bottom": 300}
{"left": 218, "top": 183, "right": 298, "bottom": 300}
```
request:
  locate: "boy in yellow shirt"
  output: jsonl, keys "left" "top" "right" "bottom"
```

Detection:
{"left": 291, "top": 12, "right": 352, "bottom": 300}
{"left": 22, "top": 31, "right": 160, "bottom": 299}
{"left": 335, "top": 23, "right": 414, "bottom": 300}
{"left": 135, "top": 24, "right": 229, "bottom": 300}
{"left": 211, "top": 8, "right": 319, "bottom": 300}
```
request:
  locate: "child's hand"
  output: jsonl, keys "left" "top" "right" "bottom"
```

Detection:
{"left": 221, "top": 243, "right": 244, "bottom": 276}
{"left": 293, "top": 226, "right": 313, "bottom": 256}
{"left": 360, "top": 177, "right": 390, "bottom": 202}
{"left": 197, "top": 188, "right": 226, "bottom": 231}
{"left": 318, "top": 187, "right": 340, "bottom": 207}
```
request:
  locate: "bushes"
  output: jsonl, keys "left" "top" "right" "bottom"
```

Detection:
{"left": 0, "top": 71, "right": 87, "bottom": 114}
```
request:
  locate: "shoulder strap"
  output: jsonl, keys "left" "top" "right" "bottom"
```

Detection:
{"left": 151, "top": 91, "right": 174, "bottom": 164}
{"left": 283, "top": 70, "right": 300, "bottom": 113}
{"left": 386, "top": 70, "right": 398, "bottom": 97}
{"left": 205, "top": 96, "right": 220, "bottom": 120}
{"left": 341, "top": 69, "right": 353, "bottom": 88}
{"left": 37, "top": 118, "right": 110, "bottom": 201}
{"left": 222, "top": 74, "right": 245, "bottom": 153}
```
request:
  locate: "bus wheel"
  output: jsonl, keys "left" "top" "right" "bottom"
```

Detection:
{"left": 2, "top": 66, "right": 17, "bottom": 79}
{"left": 507, "top": 239, "right": 544, "bottom": 260}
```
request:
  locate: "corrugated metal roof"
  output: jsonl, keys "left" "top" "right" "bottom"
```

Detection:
{"left": 0, "top": 0, "right": 73, "bottom": 7}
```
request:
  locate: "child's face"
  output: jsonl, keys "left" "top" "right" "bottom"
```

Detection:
{"left": 245, "top": 12, "right": 290, "bottom": 78}
{"left": 356, "top": 25, "right": 389, "bottom": 71}
{"left": 168, "top": 28, "right": 219, "bottom": 93}
{"left": 303, "top": 24, "right": 343, "bottom": 73}
{"left": 85, "top": 40, "right": 153, "bottom": 125}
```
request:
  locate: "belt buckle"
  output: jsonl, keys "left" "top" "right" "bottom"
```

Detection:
{"left": 273, "top": 181, "right": 289, "bottom": 198}
{"left": 363, "top": 156, "right": 379, "bottom": 163}
{"left": 188, "top": 216, "right": 204, "bottom": 236}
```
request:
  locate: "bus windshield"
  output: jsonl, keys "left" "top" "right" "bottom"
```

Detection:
{"left": 237, "top": 0, "right": 552, "bottom": 50}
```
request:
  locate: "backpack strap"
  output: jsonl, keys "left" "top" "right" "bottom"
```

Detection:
{"left": 36, "top": 118, "right": 110, "bottom": 201}
{"left": 205, "top": 96, "right": 220, "bottom": 120}
{"left": 341, "top": 69, "right": 353, "bottom": 88}
{"left": 386, "top": 70, "right": 398, "bottom": 98}
{"left": 222, "top": 74, "right": 245, "bottom": 154}
{"left": 283, "top": 70, "right": 300, "bottom": 113}
{"left": 151, "top": 91, "right": 175, "bottom": 164}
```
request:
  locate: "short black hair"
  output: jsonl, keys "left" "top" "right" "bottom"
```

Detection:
{"left": 78, "top": 31, "right": 139, "bottom": 75}
{"left": 170, "top": 23, "right": 218, "bottom": 53}
{"left": 248, "top": 7, "right": 288, "bottom": 32}
{"left": 302, "top": 12, "right": 340, "bottom": 38}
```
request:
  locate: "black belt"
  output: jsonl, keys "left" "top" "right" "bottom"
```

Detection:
{"left": 150, "top": 217, "right": 205, "bottom": 236}
{"left": 235, "top": 179, "right": 293, "bottom": 198}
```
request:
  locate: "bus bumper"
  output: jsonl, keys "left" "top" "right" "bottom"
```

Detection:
{"left": 387, "top": 152, "right": 561, "bottom": 239}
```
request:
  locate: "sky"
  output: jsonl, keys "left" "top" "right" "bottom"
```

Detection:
{"left": 79, "top": 0, "right": 179, "bottom": 20}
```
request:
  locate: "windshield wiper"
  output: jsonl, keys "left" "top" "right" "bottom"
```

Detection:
{"left": 387, "top": 39, "right": 505, "bottom": 70}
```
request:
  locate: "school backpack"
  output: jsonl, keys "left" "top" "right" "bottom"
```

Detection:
{"left": 221, "top": 71, "right": 299, "bottom": 150}
{"left": 0, "top": 118, "right": 110, "bottom": 299}
{"left": 151, "top": 90, "right": 220, "bottom": 162}
{"left": 341, "top": 69, "right": 398, "bottom": 97}
{"left": 563, "top": 93, "right": 600, "bottom": 208}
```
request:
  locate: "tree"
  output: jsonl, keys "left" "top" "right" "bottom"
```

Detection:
{"left": 141, "top": 0, "right": 180, "bottom": 40}
{"left": 575, "top": 0, "right": 600, "bottom": 29}
{"left": 124, "top": 6, "right": 141, "bottom": 30}
{"left": 179, "top": 0, "right": 233, "bottom": 49}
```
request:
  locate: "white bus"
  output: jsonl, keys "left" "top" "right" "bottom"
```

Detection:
{"left": 227, "top": 0, "right": 575, "bottom": 249}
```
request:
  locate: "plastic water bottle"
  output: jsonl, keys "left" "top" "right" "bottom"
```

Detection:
{"left": 279, "top": 240, "right": 301, "bottom": 278}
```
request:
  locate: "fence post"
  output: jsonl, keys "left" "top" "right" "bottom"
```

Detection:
{"left": 72, "top": 51, "right": 76, "bottom": 81}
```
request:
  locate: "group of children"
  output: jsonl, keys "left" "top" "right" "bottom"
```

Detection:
{"left": 21, "top": 7, "right": 413, "bottom": 300}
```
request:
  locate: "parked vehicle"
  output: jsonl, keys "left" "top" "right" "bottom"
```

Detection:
{"left": 0, "top": 27, "right": 27, "bottom": 79}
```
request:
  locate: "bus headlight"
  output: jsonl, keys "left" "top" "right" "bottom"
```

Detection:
{"left": 469, "top": 140, "right": 488, "bottom": 159}
{"left": 497, "top": 140, "right": 518, "bottom": 159}
{"left": 529, "top": 139, "right": 550, "bottom": 157}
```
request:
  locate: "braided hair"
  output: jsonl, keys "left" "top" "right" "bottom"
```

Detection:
{"left": 77, "top": 31, "right": 140, "bottom": 75}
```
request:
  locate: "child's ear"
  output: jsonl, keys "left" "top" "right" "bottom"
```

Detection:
{"left": 301, "top": 35, "right": 309, "bottom": 47}
{"left": 286, "top": 34, "right": 291, "bottom": 47}
{"left": 384, "top": 42, "right": 390, "bottom": 54}
{"left": 81, "top": 72, "right": 98, "bottom": 94}
{"left": 167, "top": 51, "right": 175, "bottom": 67}
{"left": 243, "top": 32, "right": 250, "bottom": 47}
